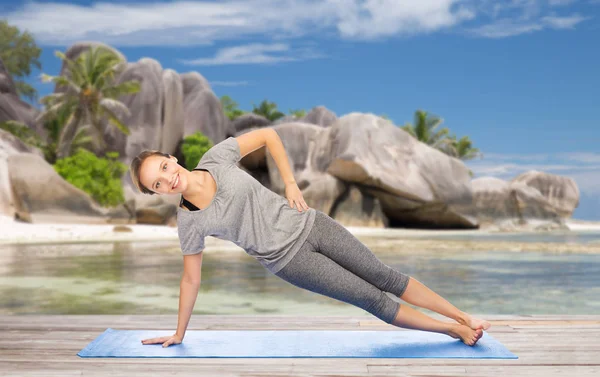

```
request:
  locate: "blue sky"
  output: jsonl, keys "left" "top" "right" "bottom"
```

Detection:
{"left": 3, "top": 0, "right": 599, "bottom": 220}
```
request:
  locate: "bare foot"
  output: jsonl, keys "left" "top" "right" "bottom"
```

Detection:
{"left": 447, "top": 324, "right": 484, "bottom": 346}
{"left": 458, "top": 312, "right": 491, "bottom": 331}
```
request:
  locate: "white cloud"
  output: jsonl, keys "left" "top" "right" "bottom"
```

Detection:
{"left": 5, "top": 0, "right": 474, "bottom": 46}
{"left": 331, "top": 0, "right": 475, "bottom": 39}
{"left": 542, "top": 14, "right": 587, "bottom": 28}
{"left": 180, "top": 43, "right": 297, "bottom": 65}
{"left": 548, "top": 0, "right": 578, "bottom": 6}
{"left": 481, "top": 152, "right": 600, "bottom": 164}
{"left": 469, "top": 19, "right": 544, "bottom": 38}
{"left": 3, "top": 0, "right": 592, "bottom": 48}
{"left": 469, "top": 12, "right": 586, "bottom": 38}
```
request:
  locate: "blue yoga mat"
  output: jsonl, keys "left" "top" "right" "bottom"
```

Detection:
{"left": 78, "top": 328, "right": 517, "bottom": 359}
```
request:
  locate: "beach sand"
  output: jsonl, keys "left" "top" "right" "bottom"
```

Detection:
{"left": 1, "top": 214, "right": 599, "bottom": 253}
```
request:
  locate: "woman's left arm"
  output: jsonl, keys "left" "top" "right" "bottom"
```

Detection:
{"left": 236, "top": 128, "right": 309, "bottom": 212}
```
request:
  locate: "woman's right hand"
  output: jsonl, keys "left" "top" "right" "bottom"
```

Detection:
{"left": 141, "top": 334, "right": 182, "bottom": 348}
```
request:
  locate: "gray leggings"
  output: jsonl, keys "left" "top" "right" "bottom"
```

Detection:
{"left": 275, "top": 210, "right": 411, "bottom": 324}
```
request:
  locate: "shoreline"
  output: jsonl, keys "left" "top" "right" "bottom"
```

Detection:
{"left": 1, "top": 215, "right": 599, "bottom": 252}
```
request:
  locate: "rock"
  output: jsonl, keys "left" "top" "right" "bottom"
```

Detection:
{"left": 272, "top": 115, "right": 297, "bottom": 125}
{"left": 56, "top": 43, "right": 228, "bottom": 156}
{"left": 232, "top": 113, "right": 271, "bottom": 134}
{"left": 511, "top": 171, "right": 579, "bottom": 218}
{"left": 181, "top": 72, "right": 229, "bottom": 143}
{"left": 469, "top": 176, "right": 565, "bottom": 229}
{"left": 113, "top": 225, "right": 133, "bottom": 232}
{"left": 302, "top": 106, "right": 337, "bottom": 127}
{"left": 161, "top": 69, "right": 184, "bottom": 154}
{"left": 266, "top": 123, "right": 346, "bottom": 216}
{"left": 236, "top": 122, "right": 386, "bottom": 226}
{"left": 0, "top": 130, "right": 44, "bottom": 217}
{"left": 106, "top": 58, "right": 165, "bottom": 159}
{"left": 51, "top": 42, "right": 231, "bottom": 225}
{"left": 7, "top": 152, "right": 131, "bottom": 224}
{"left": 0, "top": 58, "right": 17, "bottom": 94}
{"left": 326, "top": 113, "right": 476, "bottom": 229}
{"left": 122, "top": 185, "right": 179, "bottom": 225}
{"left": 329, "top": 184, "right": 387, "bottom": 227}
{"left": 0, "top": 58, "right": 41, "bottom": 134}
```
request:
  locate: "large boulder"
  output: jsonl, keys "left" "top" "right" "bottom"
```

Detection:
{"left": 267, "top": 123, "right": 346, "bottom": 216}
{"left": 161, "top": 69, "right": 185, "bottom": 154}
{"left": 122, "top": 185, "right": 179, "bottom": 226}
{"left": 231, "top": 113, "right": 271, "bottom": 134}
{"left": 56, "top": 43, "right": 228, "bottom": 159}
{"left": 469, "top": 176, "right": 567, "bottom": 230}
{"left": 236, "top": 122, "right": 388, "bottom": 227}
{"left": 302, "top": 106, "right": 337, "bottom": 127}
{"left": 105, "top": 58, "right": 166, "bottom": 159}
{"left": 0, "top": 58, "right": 40, "bottom": 134}
{"left": 511, "top": 171, "right": 579, "bottom": 218}
{"left": 0, "top": 130, "right": 43, "bottom": 217}
{"left": 7, "top": 152, "right": 130, "bottom": 224}
{"left": 329, "top": 184, "right": 388, "bottom": 227}
{"left": 0, "top": 58, "right": 17, "bottom": 95}
{"left": 181, "top": 72, "right": 229, "bottom": 142}
{"left": 326, "top": 113, "right": 476, "bottom": 229}
{"left": 272, "top": 115, "right": 298, "bottom": 125}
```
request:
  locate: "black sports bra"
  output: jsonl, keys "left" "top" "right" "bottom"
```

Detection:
{"left": 179, "top": 168, "right": 208, "bottom": 212}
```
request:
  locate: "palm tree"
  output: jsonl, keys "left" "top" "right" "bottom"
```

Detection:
{"left": 220, "top": 95, "right": 245, "bottom": 121}
{"left": 446, "top": 134, "right": 482, "bottom": 161}
{"left": 252, "top": 99, "right": 285, "bottom": 122}
{"left": 401, "top": 110, "right": 452, "bottom": 152}
{"left": 0, "top": 115, "right": 92, "bottom": 164}
{"left": 38, "top": 46, "right": 140, "bottom": 158}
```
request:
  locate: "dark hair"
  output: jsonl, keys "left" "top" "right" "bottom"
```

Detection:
{"left": 129, "top": 150, "right": 171, "bottom": 195}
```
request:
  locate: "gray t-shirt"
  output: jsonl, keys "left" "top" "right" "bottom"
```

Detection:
{"left": 177, "top": 137, "right": 316, "bottom": 274}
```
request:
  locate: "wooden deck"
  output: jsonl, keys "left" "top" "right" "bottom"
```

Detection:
{"left": 1, "top": 314, "right": 599, "bottom": 377}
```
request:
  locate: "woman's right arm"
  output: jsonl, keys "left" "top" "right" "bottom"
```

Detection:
{"left": 175, "top": 251, "right": 204, "bottom": 340}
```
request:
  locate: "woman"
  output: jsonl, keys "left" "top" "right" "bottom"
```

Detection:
{"left": 130, "top": 128, "right": 490, "bottom": 349}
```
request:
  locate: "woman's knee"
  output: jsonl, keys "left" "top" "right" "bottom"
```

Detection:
{"left": 365, "top": 291, "right": 401, "bottom": 324}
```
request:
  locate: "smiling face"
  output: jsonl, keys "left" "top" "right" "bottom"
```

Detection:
{"left": 138, "top": 154, "right": 188, "bottom": 195}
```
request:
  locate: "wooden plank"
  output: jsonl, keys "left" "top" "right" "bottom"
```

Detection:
{"left": 2, "top": 349, "right": 599, "bottom": 365}
{"left": 368, "top": 365, "right": 600, "bottom": 377}
{"left": 1, "top": 359, "right": 599, "bottom": 377}
{"left": 1, "top": 315, "right": 600, "bottom": 377}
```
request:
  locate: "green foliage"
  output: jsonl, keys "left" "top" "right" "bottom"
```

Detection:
{"left": 401, "top": 110, "right": 451, "bottom": 152}
{"left": 53, "top": 149, "right": 127, "bottom": 207}
{"left": 220, "top": 96, "right": 308, "bottom": 121}
{"left": 38, "top": 46, "right": 140, "bottom": 159}
{"left": 0, "top": 120, "right": 45, "bottom": 149}
{"left": 0, "top": 21, "right": 42, "bottom": 101}
{"left": 181, "top": 132, "right": 213, "bottom": 170}
{"left": 401, "top": 109, "right": 481, "bottom": 161}
{"left": 0, "top": 114, "right": 92, "bottom": 164}
{"left": 252, "top": 99, "right": 285, "bottom": 121}
{"left": 289, "top": 109, "right": 307, "bottom": 118}
{"left": 220, "top": 95, "right": 245, "bottom": 120}
{"left": 446, "top": 134, "right": 482, "bottom": 161}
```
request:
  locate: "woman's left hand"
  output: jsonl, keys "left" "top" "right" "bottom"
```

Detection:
{"left": 285, "top": 183, "right": 309, "bottom": 212}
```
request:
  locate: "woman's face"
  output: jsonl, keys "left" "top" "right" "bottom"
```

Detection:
{"left": 139, "top": 155, "right": 188, "bottom": 195}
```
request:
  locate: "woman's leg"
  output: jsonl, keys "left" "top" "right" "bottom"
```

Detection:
{"left": 275, "top": 223, "right": 483, "bottom": 345}
{"left": 400, "top": 278, "right": 491, "bottom": 330}
{"left": 310, "top": 211, "right": 490, "bottom": 331}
